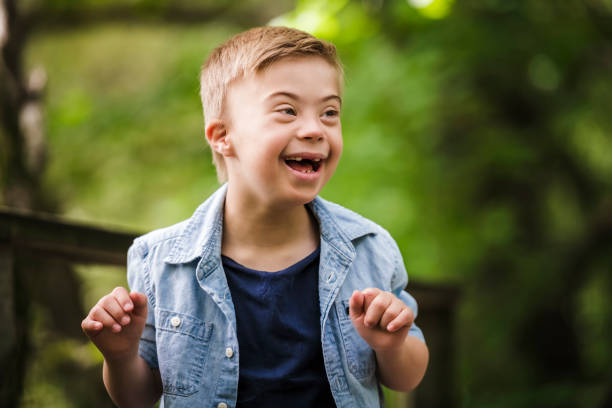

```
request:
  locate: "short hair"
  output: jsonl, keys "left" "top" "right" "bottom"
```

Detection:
{"left": 199, "top": 26, "right": 344, "bottom": 183}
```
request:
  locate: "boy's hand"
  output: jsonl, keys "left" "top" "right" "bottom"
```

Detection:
{"left": 81, "top": 287, "right": 148, "bottom": 362}
{"left": 349, "top": 288, "right": 414, "bottom": 352}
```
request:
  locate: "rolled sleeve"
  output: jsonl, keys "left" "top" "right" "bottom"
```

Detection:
{"left": 126, "top": 240, "right": 158, "bottom": 368}
{"left": 398, "top": 290, "right": 425, "bottom": 343}
{"left": 390, "top": 242, "right": 426, "bottom": 344}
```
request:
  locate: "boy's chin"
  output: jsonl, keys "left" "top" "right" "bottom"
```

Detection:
{"left": 284, "top": 193, "right": 318, "bottom": 207}
{"left": 283, "top": 186, "right": 323, "bottom": 206}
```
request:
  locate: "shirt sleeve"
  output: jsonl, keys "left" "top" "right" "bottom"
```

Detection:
{"left": 389, "top": 240, "right": 426, "bottom": 344}
{"left": 126, "top": 239, "right": 159, "bottom": 368}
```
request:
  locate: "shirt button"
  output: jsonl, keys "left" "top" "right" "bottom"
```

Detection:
{"left": 217, "top": 403, "right": 228, "bottom": 408}
{"left": 225, "top": 347, "right": 234, "bottom": 358}
{"left": 170, "top": 316, "right": 181, "bottom": 328}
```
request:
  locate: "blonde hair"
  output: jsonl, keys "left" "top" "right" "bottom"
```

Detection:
{"left": 200, "top": 26, "right": 344, "bottom": 183}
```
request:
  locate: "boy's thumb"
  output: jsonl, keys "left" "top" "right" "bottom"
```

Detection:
{"left": 129, "top": 292, "right": 148, "bottom": 315}
{"left": 349, "top": 290, "right": 365, "bottom": 320}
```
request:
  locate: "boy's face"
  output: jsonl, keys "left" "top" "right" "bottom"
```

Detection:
{"left": 221, "top": 56, "right": 343, "bottom": 208}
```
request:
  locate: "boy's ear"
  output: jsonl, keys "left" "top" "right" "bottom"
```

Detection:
{"left": 205, "top": 119, "right": 233, "bottom": 156}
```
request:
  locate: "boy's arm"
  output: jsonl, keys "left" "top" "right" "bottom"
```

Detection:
{"left": 103, "top": 354, "right": 162, "bottom": 408}
{"left": 82, "top": 288, "right": 162, "bottom": 407}
{"left": 375, "top": 335, "right": 428, "bottom": 391}
{"left": 349, "top": 288, "right": 429, "bottom": 392}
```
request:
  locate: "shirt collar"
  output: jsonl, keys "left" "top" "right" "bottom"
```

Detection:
{"left": 310, "top": 196, "right": 379, "bottom": 242}
{"left": 164, "top": 184, "right": 377, "bottom": 265}
{"left": 164, "top": 184, "right": 227, "bottom": 265}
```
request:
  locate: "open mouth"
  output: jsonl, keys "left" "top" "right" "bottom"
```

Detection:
{"left": 284, "top": 156, "right": 322, "bottom": 174}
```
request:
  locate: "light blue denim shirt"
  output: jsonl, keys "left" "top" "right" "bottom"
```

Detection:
{"left": 127, "top": 184, "right": 424, "bottom": 408}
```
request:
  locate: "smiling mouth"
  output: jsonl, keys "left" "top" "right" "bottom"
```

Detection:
{"left": 284, "top": 157, "right": 322, "bottom": 173}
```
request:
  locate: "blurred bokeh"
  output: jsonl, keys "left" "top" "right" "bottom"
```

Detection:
{"left": 2, "top": 0, "right": 612, "bottom": 406}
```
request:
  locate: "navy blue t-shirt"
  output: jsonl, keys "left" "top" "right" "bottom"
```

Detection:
{"left": 222, "top": 247, "right": 337, "bottom": 408}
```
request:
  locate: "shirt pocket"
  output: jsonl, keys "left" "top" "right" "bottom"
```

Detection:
{"left": 336, "top": 299, "right": 376, "bottom": 381}
{"left": 156, "top": 309, "right": 214, "bottom": 396}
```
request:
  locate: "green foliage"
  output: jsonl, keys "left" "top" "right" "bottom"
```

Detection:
{"left": 18, "top": 0, "right": 612, "bottom": 406}
{"left": 27, "top": 23, "right": 237, "bottom": 231}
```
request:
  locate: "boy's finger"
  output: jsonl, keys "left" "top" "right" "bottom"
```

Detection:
{"left": 386, "top": 307, "right": 414, "bottom": 332}
{"left": 90, "top": 305, "right": 123, "bottom": 333}
{"left": 81, "top": 317, "right": 103, "bottom": 335}
{"left": 349, "top": 290, "right": 365, "bottom": 319}
{"left": 111, "top": 286, "right": 134, "bottom": 312}
{"left": 363, "top": 293, "right": 392, "bottom": 328}
{"left": 361, "top": 287, "right": 382, "bottom": 311}
{"left": 379, "top": 301, "right": 404, "bottom": 329}
{"left": 129, "top": 292, "right": 148, "bottom": 318}
{"left": 99, "top": 295, "right": 130, "bottom": 326}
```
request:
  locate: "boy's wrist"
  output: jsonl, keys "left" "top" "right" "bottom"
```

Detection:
{"left": 372, "top": 334, "right": 409, "bottom": 355}
{"left": 103, "top": 348, "right": 140, "bottom": 367}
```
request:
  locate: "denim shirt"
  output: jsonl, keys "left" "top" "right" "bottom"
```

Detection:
{"left": 127, "top": 184, "right": 425, "bottom": 408}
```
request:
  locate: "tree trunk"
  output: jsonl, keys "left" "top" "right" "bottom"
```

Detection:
{"left": 1, "top": 0, "right": 85, "bottom": 405}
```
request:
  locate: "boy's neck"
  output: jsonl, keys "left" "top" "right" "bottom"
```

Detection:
{"left": 221, "top": 187, "right": 319, "bottom": 272}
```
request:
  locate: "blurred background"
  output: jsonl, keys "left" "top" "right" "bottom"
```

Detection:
{"left": 1, "top": 0, "right": 612, "bottom": 407}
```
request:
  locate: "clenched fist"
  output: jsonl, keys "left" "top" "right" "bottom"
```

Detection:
{"left": 81, "top": 287, "right": 148, "bottom": 363}
{"left": 349, "top": 287, "right": 414, "bottom": 352}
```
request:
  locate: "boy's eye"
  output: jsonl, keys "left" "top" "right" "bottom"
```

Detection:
{"left": 324, "top": 109, "right": 339, "bottom": 117}
{"left": 280, "top": 108, "right": 296, "bottom": 116}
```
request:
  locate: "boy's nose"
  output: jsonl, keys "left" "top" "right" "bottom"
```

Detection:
{"left": 296, "top": 117, "right": 325, "bottom": 142}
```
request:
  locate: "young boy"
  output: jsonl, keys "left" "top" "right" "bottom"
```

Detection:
{"left": 81, "top": 26, "right": 428, "bottom": 407}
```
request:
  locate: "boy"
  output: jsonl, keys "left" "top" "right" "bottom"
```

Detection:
{"left": 81, "top": 26, "right": 428, "bottom": 407}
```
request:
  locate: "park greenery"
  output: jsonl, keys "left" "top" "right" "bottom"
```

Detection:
{"left": 2, "top": 0, "right": 611, "bottom": 406}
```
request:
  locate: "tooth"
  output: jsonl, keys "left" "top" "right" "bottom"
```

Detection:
{"left": 313, "top": 158, "right": 321, "bottom": 162}
{"left": 295, "top": 157, "right": 302, "bottom": 161}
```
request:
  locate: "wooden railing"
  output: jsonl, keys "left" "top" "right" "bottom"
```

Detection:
{"left": 0, "top": 208, "right": 459, "bottom": 407}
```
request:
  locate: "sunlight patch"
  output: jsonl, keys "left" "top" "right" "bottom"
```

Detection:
{"left": 408, "top": 0, "right": 453, "bottom": 19}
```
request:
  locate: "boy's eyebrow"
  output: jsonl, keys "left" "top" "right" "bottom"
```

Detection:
{"left": 266, "top": 91, "right": 342, "bottom": 106}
